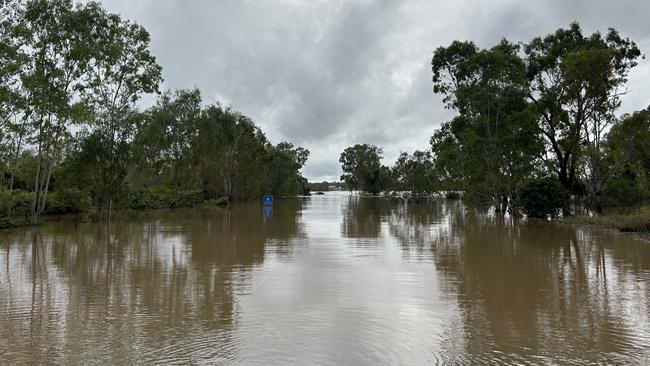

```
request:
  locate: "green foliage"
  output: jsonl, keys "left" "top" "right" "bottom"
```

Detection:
{"left": 0, "top": 0, "right": 310, "bottom": 228}
{"left": 600, "top": 107, "right": 650, "bottom": 208}
{"left": 431, "top": 39, "right": 542, "bottom": 212}
{"left": 520, "top": 178, "right": 570, "bottom": 219}
{"left": 0, "top": 190, "right": 33, "bottom": 227}
{"left": 265, "top": 142, "right": 310, "bottom": 196}
{"left": 339, "top": 144, "right": 389, "bottom": 195}
{"left": 45, "top": 188, "right": 92, "bottom": 216}
{"left": 429, "top": 23, "right": 642, "bottom": 217}
{"left": 392, "top": 150, "right": 436, "bottom": 196}
{"left": 569, "top": 207, "right": 650, "bottom": 233}
{"left": 524, "top": 22, "right": 640, "bottom": 191}
{"left": 125, "top": 187, "right": 204, "bottom": 210}
{"left": 140, "top": 91, "right": 309, "bottom": 201}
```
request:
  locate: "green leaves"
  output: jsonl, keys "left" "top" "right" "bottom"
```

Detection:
{"left": 339, "top": 144, "right": 388, "bottom": 194}
{"left": 431, "top": 38, "right": 539, "bottom": 211}
{"left": 430, "top": 23, "right": 643, "bottom": 214}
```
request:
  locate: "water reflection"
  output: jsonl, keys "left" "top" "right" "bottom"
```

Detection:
{"left": 0, "top": 200, "right": 305, "bottom": 365}
{"left": 340, "top": 196, "right": 392, "bottom": 239}
{"left": 383, "top": 199, "right": 650, "bottom": 364}
{"left": 1, "top": 194, "right": 650, "bottom": 364}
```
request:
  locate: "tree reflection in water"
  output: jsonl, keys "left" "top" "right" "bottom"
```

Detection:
{"left": 0, "top": 199, "right": 305, "bottom": 365}
{"left": 1, "top": 196, "right": 649, "bottom": 364}
{"left": 387, "top": 200, "right": 650, "bottom": 364}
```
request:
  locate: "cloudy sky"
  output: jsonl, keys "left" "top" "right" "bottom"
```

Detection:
{"left": 100, "top": 0, "right": 650, "bottom": 181}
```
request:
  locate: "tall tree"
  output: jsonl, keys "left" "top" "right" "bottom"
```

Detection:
{"left": 392, "top": 150, "right": 436, "bottom": 196}
{"left": 524, "top": 23, "right": 641, "bottom": 197}
{"left": 339, "top": 144, "right": 387, "bottom": 195}
{"left": 17, "top": 0, "right": 101, "bottom": 221}
{"left": 77, "top": 2, "right": 162, "bottom": 216}
{"left": 0, "top": 0, "right": 26, "bottom": 191}
{"left": 600, "top": 107, "right": 650, "bottom": 208}
{"left": 431, "top": 40, "right": 541, "bottom": 211}
{"left": 265, "top": 142, "right": 309, "bottom": 196}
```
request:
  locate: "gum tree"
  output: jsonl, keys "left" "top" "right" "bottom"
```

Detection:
{"left": 524, "top": 23, "right": 641, "bottom": 203}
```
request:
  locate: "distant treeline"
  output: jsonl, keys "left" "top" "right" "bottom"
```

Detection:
{"left": 309, "top": 181, "right": 346, "bottom": 192}
{"left": 340, "top": 23, "right": 649, "bottom": 219}
{"left": 0, "top": 0, "right": 309, "bottom": 227}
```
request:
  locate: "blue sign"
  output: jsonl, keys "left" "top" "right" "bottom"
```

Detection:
{"left": 263, "top": 195, "right": 273, "bottom": 205}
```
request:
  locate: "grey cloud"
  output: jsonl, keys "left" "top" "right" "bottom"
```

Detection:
{"left": 100, "top": 0, "right": 650, "bottom": 181}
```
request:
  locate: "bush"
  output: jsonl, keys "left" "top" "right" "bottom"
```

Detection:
{"left": 0, "top": 190, "right": 34, "bottom": 228}
{"left": 600, "top": 175, "right": 649, "bottom": 209}
{"left": 45, "top": 188, "right": 93, "bottom": 216}
{"left": 126, "top": 187, "right": 204, "bottom": 210}
{"left": 520, "top": 178, "right": 570, "bottom": 218}
{"left": 203, "top": 196, "right": 229, "bottom": 206}
{"left": 569, "top": 207, "right": 650, "bottom": 233}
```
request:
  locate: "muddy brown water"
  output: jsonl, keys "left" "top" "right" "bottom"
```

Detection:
{"left": 1, "top": 192, "right": 650, "bottom": 365}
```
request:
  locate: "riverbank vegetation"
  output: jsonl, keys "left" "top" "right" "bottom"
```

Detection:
{"left": 568, "top": 207, "right": 650, "bottom": 233}
{"left": 339, "top": 23, "right": 649, "bottom": 230}
{"left": 0, "top": 0, "right": 309, "bottom": 228}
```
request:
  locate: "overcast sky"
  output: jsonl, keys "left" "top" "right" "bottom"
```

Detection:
{"left": 100, "top": 0, "right": 650, "bottom": 181}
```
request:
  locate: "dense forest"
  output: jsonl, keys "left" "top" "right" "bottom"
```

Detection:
{"left": 340, "top": 23, "right": 649, "bottom": 220}
{"left": 0, "top": 0, "right": 309, "bottom": 227}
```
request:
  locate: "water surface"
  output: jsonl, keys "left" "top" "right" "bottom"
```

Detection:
{"left": 1, "top": 192, "right": 650, "bottom": 365}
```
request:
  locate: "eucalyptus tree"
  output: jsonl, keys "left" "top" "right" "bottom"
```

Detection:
{"left": 601, "top": 107, "right": 650, "bottom": 208}
{"left": 193, "top": 103, "right": 271, "bottom": 200}
{"left": 265, "top": 142, "right": 309, "bottom": 196}
{"left": 74, "top": 2, "right": 162, "bottom": 216}
{"left": 339, "top": 144, "right": 388, "bottom": 194}
{"left": 431, "top": 40, "right": 541, "bottom": 211}
{"left": 524, "top": 23, "right": 641, "bottom": 204}
{"left": 392, "top": 150, "right": 436, "bottom": 196}
{"left": 16, "top": 0, "right": 104, "bottom": 221}
{"left": 142, "top": 89, "right": 203, "bottom": 189}
{"left": 0, "top": 0, "right": 27, "bottom": 192}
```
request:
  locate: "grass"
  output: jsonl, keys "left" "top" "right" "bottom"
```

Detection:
{"left": 567, "top": 207, "right": 650, "bottom": 233}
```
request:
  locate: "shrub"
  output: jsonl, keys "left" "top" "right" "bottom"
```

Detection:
{"left": 45, "top": 188, "right": 93, "bottom": 216}
{"left": 126, "top": 187, "right": 204, "bottom": 210}
{"left": 601, "top": 175, "right": 649, "bottom": 209}
{"left": 0, "top": 190, "right": 34, "bottom": 228}
{"left": 520, "top": 178, "right": 570, "bottom": 218}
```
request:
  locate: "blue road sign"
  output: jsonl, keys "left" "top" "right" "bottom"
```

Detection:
{"left": 263, "top": 195, "right": 273, "bottom": 205}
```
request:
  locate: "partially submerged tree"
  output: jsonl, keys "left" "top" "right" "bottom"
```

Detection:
{"left": 76, "top": 2, "right": 162, "bottom": 217}
{"left": 392, "top": 150, "right": 436, "bottom": 196}
{"left": 431, "top": 40, "right": 541, "bottom": 212}
{"left": 524, "top": 23, "right": 641, "bottom": 199}
{"left": 339, "top": 144, "right": 388, "bottom": 195}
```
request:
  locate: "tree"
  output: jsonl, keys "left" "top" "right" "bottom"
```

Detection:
{"left": 524, "top": 23, "right": 641, "bottom": 196}
{"left": 431, "top": 40, "right": 542, "bottom": 212}
{"left": 141, "top": 89, "right": 203, "bottom": 189}
{"left": 520, "top": 178, "right": 570, "bottom": 218}
{"left": 136, "top": 89, "right": 311, "bottom": 201}
{"left": 600, "top": 107, "right": 650, "bottom": 208}
{"left": 76, "top": 2, "right": 162, "bottom": 216}
{"left": 339, "top": 144, "right": 388, "bottom": 194}
{"left": 265, "top": 142, "right": 310, "bottom": 196}
{"left": 392, "top": 150, "right": 436, "bottom": 196}
{"left": 16, "top": 0, "right": 105, "bottom": 222}
{"left": 0, "top": 0, "right": 25, "bottom": 191}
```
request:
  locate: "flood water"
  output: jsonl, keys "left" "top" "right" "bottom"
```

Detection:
{"left": 1, "top": 192, "right": 650, "bottom": 365}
